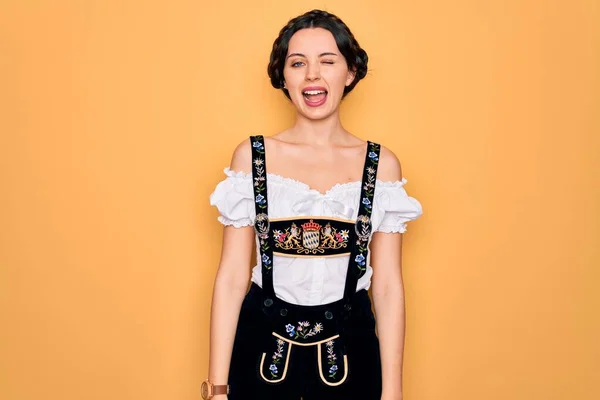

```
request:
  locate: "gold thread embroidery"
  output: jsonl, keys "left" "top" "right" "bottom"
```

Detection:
{"left": 269, "top": 216, "right": 354, "bottom": 224}
{"left": 272, "top": 332, "right": 340, "bottom": 347}
{"left": 272, "top": 252, "right": 351, "bottom": 259}
{"left": 273, "top": 220, "right": 350, "bottom": 255}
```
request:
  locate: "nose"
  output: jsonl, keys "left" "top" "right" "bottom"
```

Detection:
{"left": 305, "top": 62, "right": 321, "bottom": 82}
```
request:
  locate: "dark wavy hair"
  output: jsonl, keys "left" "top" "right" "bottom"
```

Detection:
{"left": 267, "top": 9, "right": 369, "bottom": 99}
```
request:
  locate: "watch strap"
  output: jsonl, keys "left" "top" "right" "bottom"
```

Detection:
{"left": 212, "top": 384, "right": 229, "bottom": 396}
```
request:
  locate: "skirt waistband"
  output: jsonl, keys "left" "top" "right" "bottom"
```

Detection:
{"left": 244, "top": 282, "right": 375, "bottom": 326}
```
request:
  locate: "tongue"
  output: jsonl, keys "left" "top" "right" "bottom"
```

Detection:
{"left": 306, "top": 93, "right": 327, "bottom": 103}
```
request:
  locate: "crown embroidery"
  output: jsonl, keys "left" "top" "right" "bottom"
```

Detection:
{"left": 301, "top": 220, "right": 321, "bottom": 249}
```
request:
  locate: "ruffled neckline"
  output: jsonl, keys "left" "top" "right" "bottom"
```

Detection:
{"left": 223, "top": 167, "right": 407, "bottom": 197}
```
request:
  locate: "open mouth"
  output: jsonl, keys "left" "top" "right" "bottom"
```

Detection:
{"left": 302, "top": 88, "right": 328, "bottom": 107}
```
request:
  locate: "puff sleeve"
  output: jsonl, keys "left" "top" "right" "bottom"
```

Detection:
{"left": 373, "top": 178, "right": 423, "bottom": 233}
{"left": 209, "top": 168, "right": 256, "bottom": 227}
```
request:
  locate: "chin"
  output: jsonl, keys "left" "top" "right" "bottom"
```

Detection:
{"left": 292, "top": 99, "right": 339, "bottom": 121}
{"left": 299, "top": 107, "right": 337, "bottom": 121}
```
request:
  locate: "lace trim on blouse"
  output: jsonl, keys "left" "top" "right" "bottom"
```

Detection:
{"left": 210, "top": 167, "right": 422, "bottom": 234}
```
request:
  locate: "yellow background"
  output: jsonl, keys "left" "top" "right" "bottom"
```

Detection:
{"left": 1, "top": 1, "right": 598, "bottom": 399}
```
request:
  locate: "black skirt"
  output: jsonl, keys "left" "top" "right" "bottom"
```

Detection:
{"left": 227, "top": 283, "right": 383, "bottom": 400}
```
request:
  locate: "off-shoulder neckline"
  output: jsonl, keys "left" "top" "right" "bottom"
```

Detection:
{"left": 223, "top": 167, "right": 407, "bottom": 197}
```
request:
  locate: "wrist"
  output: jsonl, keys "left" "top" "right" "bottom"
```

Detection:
{"left": 381, "top": 391, "right": 403, "bottom": 400}
{"left": 201, "top": 379, "right": 230, "bottom": 399}
{"left": 381, "top": 386, "right": 403, "bottom": 400}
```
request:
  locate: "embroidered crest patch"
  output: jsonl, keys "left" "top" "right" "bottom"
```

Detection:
{"left": 271, "top": 218, "right": 353, "bottom": 256}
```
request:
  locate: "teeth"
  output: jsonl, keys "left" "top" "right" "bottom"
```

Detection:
{"left": 303, "top": 90, "right": 326, "bottom": 95}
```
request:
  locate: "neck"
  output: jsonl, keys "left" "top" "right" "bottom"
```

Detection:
{"left": 288, "top": 109, "right": 348, "bottom": 146}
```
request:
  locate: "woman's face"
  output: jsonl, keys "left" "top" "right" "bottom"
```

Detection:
{"left": 283, "top": 27, "right": 355, "bottom": 120}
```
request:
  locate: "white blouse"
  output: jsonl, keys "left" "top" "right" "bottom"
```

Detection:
{"left": 209, "top": 167, "right": 423, "bottom": 306}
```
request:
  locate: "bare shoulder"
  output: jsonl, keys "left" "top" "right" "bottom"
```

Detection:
{"left": 229, "top": 137, "right": 253, "bottom": 174}
{"left": 376, "top": 144, "right": 403, "bottom": 182}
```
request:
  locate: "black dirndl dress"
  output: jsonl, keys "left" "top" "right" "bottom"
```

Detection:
{"left": 227, "top": 136, "right": 383, "bottom": 400}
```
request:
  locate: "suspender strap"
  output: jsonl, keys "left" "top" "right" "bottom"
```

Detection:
{"left": 250, "top": 136, "right": 381, "bottom": 314}
{"left": 342, "top": 141, "right": 381, "bottom": 313}
{"left": 249, "top": 135, "right": 276, "bottom": 304}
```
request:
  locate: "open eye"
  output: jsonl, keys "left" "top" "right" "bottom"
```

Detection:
{"left": 291, "top": 61, "right": 305, "bottom": 67}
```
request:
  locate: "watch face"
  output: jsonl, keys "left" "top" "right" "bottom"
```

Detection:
{"left": 200, "top": 381, "right": 209, "bottom": 399}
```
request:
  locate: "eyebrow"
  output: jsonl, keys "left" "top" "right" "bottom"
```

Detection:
{"left": 286, "top": 52, "right": 339, "bottom": 59}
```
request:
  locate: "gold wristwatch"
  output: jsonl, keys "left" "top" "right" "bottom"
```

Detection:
{"left": 201, "top": 379, "right": 229, "bottom": 399}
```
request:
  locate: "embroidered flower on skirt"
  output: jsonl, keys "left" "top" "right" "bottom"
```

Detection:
{"left": 326, "top": 339, "right": 338, "bottom": 378}
{"left": 285, "top": 321, "right": 323, "bottom": 339}
{"left": 269, "top": 339, "right": 285, "bottom": 378}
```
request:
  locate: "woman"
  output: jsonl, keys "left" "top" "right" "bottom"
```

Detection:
{"left": 205, "top": 9, "right": 422, "bottom": 400}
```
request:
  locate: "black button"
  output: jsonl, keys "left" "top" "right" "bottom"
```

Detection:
{"left": 343, "top": 303, "right": 352, "bottom": 311}
{"left": 280, "top": 308, "right": 288, "bottom": 316}
{"left": 263, "top": 298, "right": 273, "bottom": 307}
{"left": 325, "top": 311, "right": 333, "bottom": 320}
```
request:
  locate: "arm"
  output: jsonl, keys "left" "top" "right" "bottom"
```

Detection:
{"left": 370, "top": 146, "right": 406, "bottom": 400}
{"left": 208, "top": 141, "right": 255, "bottom": 396}
{"left": 371, "top": 231, "right": 405, "bottom": 399}
{"left": 208, "top": 226, "right": 254, "bottom": 392}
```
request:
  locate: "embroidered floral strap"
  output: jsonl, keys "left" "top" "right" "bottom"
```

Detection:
{"left": 342, "top": 141, "right": 381, "bottom": 313}
{"left": 249, "top": 135, "right": 276, "bottom": 302}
